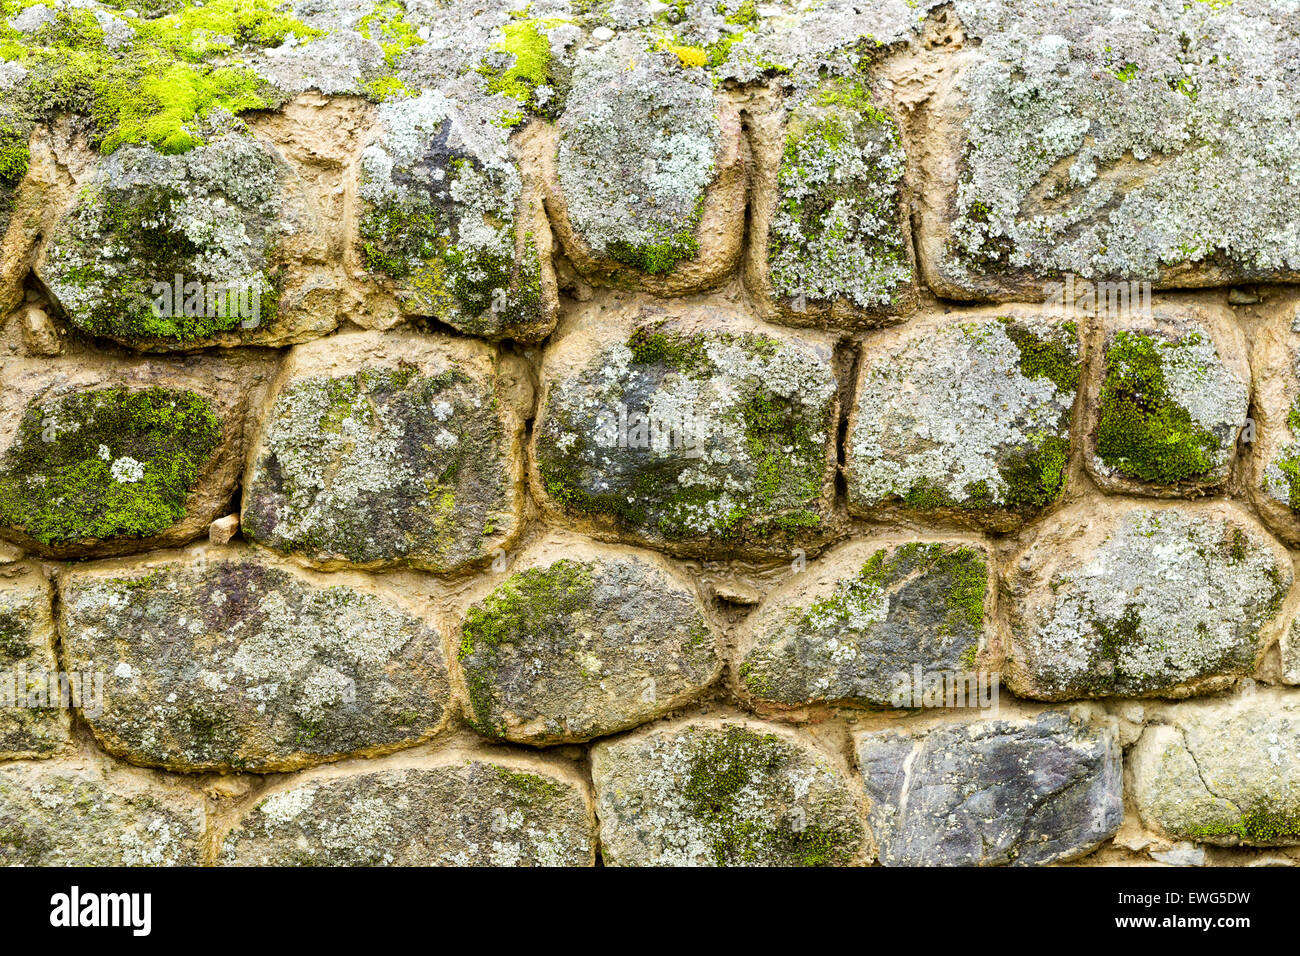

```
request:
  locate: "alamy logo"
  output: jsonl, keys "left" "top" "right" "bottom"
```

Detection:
{"left": 131, "top": 274, "right": 262, "bottom": 329}
{"left": 50, "top": 886, "right": 151, "bottom": 936}
{"left": 592, "top": 402, "right": 709, "bottom": 458}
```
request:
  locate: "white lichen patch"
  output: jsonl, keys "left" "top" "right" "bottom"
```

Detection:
{"left": 221, "top": 761, "right": 593, "bottom": 866}
{"left": 769, "top": 81, "right": 911, "bottom": 310}
{"left": 59, "top": 557, "right": 450, "bottom": 772}
{"left": 1012, "top": 508, "right": 1289, "bottom": 699}
{"left": 945, "top": 0, "right": 1300, "bottom": 285}
{"left": 848, "top": 319, "right": 1075, "bottom": 511}
{"left": 556, "top": 38, "right": 720, "bottom": 264}
{"left": 591, "top": 721, "right": 864, "bottom": 866}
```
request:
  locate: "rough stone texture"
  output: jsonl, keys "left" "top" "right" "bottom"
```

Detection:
{"left": 220, "top": 751, "right": 595, "bottom": 866}
{"left": 846, "top": 310, "right": 1079, "bottom": 529}
{"left": 917, "top": 0, "right": 1300, "bottom": 300}
{"left": 591, "top": 718, "right": 865, "bottom": 866}
{"left": 0, "top": 757, "right": 205, "bottom": 865}
{"left": 241, "top": 331, "right": 524, "bottom": 574}
{"left": 543, "top": 38, "right": 746, "bottom": 295}
{"left": 0, "top": 565, "right": 70, "bottom": 760}
{"left": 737, "top": 538, "right": 992, "bottom": 713}
{"left": 532, "top": 301, "right": 839, "bottom": 558}
{"left": 0, "top": 352, "right": 276, "bottom": 558}
{"left": 455, "top": 535, "right": 720, "bottom": 744}
{"left": 356, "top": 90, "right": 557, "bottom": 342}
{"left": 38, "top": 122, "right": 337, "bottom": 351}
{"left": 856, "top": 710, "right": 1123, "bottom": 866}
{"left": 1130, "top": 691, "right": 1300, "bottom": 846}
{"left": 1249, "top": 294, "right": 1300, "bottom": 545}
{"left": 60, "top": 548, "right": 451, "bottom": 773}
{"left": 1006, "top": 502, "right": 1291, "bottom": 700}
{"left": 1083, "top": 305, "right": 1249, "bottom": 497}
{"left": 745, "top": 78, "right": 917, "bottom": 328}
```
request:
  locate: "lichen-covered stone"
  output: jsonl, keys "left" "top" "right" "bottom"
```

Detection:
{"left": 918, "top": 0, "right": 1300, "bottom": 299}
{"left": 532, "top": 303, "right": 839, "bottom": 558}
{"left": 1084, "top": 308, "right": 1249, "bottom": 496}
{"left": 856, "top": 710, "right": 1123, "bottom": 866}
{"left": 591, "top": 718, "right": 865, "bottom": 866}
{"left": 39, "top": 123, "right": 334, "bottom": 350}
{"left": 544, "top": 37, "right": 746, "bottom": 294}
{"left": 1006, "top": 503, "right": 1291, "bottom": 700}
{"left": 845, "top": 312, "right": 1079, "bottom": 528}
{"left": 0, "top": 353, "right": 275, "bottom": 558}
{"left": 456, "top": 536, "right": 720, "bottom": 743}
{"left": 747, "top": 76, "right": 916, "bottom": 327}
{"left": 1130, "top": 691, "right": 1300, "bottom": 846}
{"left": 241, "top": 331, "right": 523, "bottom": 574}
{"left": 737, "top": 538, "right": 992, "bottom": 713}
{"left": 0, "top": 757, "right": 205, "bottom": 866}
{"left": 0, "top": 566, "right": 70, "bottom": 760}
{"left": 60, "top": 548, "right": 451, "bottom": 773}
{"left": 220, "top": 751, "right": 595, "bottom": 866}
{"left": 356, "top": 89, "right": 557, "bottom": 342}
{"left": 1249, "top": 296, "right": 1300, "bottom": 545}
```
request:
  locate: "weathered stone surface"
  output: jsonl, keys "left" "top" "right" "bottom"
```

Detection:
{"left": 1083, "top": 306, "right": 1249, "bottom": 496}
{"left": 220, "top": 751, "right": 595, "bottom": 866}
{"left": 60, "top": 548, "right": 451, "bottom": 773}
{"left": 591, "top": 718, "right": 865, "bottom": 866}
{"left": 845, "top": 311, "right": 1079, "bottom": 528}
{"left": 737, "top": 538, "right": 992, "bottom": 713}
{"left": 856, "top": 710, "right": 1123, "bottom": 866}
{"left": 1249, "top": 294, "right": 1300, "bottom": 545}
{"left": 0, "top": 566, "right": 70, "bottom": 759}
{"left": 1006, "top": 503, "right": 1291, "bottom": 700}
{"left": 746, "top": 78, "right": 916, "bottom": 328}
{"left": 532, "top": 302, "right": 839, "bottom": 558}
{"left": 241, "top": 331, "right": 524, "bottom": 574}
{"left": 917, "top": 0, "right": 1300, "bottom": 299}
{"left": 356, "top": 90, "right": 557, "bottom": 342}
{"left": 1130, "top": 691, "right": 1300, "bottom": 846}
{"left": 543, "top": 38, "right": 746, "bottom": 295}
{"left": 39, "top": 122, "right": 336, "bottom": 351}
{"left": 455, "top": 536, "right": 720, "bottom": 743}
{"left": 0, "top": 757, "right": 205, "bottom": 865}
{"left": 0, "top": 352, "right": 275, "bottom": 558}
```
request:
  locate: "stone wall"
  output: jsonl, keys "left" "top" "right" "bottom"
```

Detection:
{"left": 1, "top": 0, "right": 1299, "bottom": 866}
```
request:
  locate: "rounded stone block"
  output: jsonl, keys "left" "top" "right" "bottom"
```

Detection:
{"left": 0, "top": 756, "right": 205, "bottom": 866}
{"left": 38, "top": 123, "right": 335, "bottom": 351}
{"left": 532, "top": 301, "right": 840, "bottom": 559}
{"left": 356, "top": 90, "right": 558, "bottom": 342}
{"left": 1248, "top": 294, "right": 1300, "bottom": 545}
{"left": 915, "top": 1, "right": 1300, "bottom": 299}
{"left": 220, "top": 751, "right": 596, "bottom": 866}
{"left": 60, "top": 547, "right": 452, "bottom": 773}
{"left": 1005, "top": 501, "right": 1291, "bottom": 700}
{"left": 241, "top": 330, "right": 524, "bottom": 574}
{"left": 845, "top": 309, "right": 1080, "bottom": 529}
{"left": 856, "top": 709, "right": 1123, "bottom": 866}
{"left": 454, "top": 534, "right": 721, "bottom": 744}
{"left": 0, "top": 352, "right": 276, "bottom": 558}
{"left": 745, "top": 77, "right": 917, "bottom": 328}
{"left": 1130, "top": 690, "right": 1300, "bottom": 846}
{"left": 1082, "top": 304, "right": 1249, "bottom": 497}
{"left": 0, "top": 565, "right": 70, "bottom": 760}
{"left": 737, "top": 537, "right": 993, "bottom": 714}
{"left": 543, "top": 38, "right": 746, "bottom": 295}
{"left": 591, "top": 717, "right": 865, "bottom": 866}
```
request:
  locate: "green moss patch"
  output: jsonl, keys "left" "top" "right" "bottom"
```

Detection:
{"left": 0, "top": 386, "right": 221, "bottom": 546}
{"left": 0, "top": 0, "right": 318, "bottom": 156}
{"left": 1096, "top": 331, "right": 1218, "bottom": 484}
{"left": 459, "top": 560, "right": 595, "bottom": 737}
